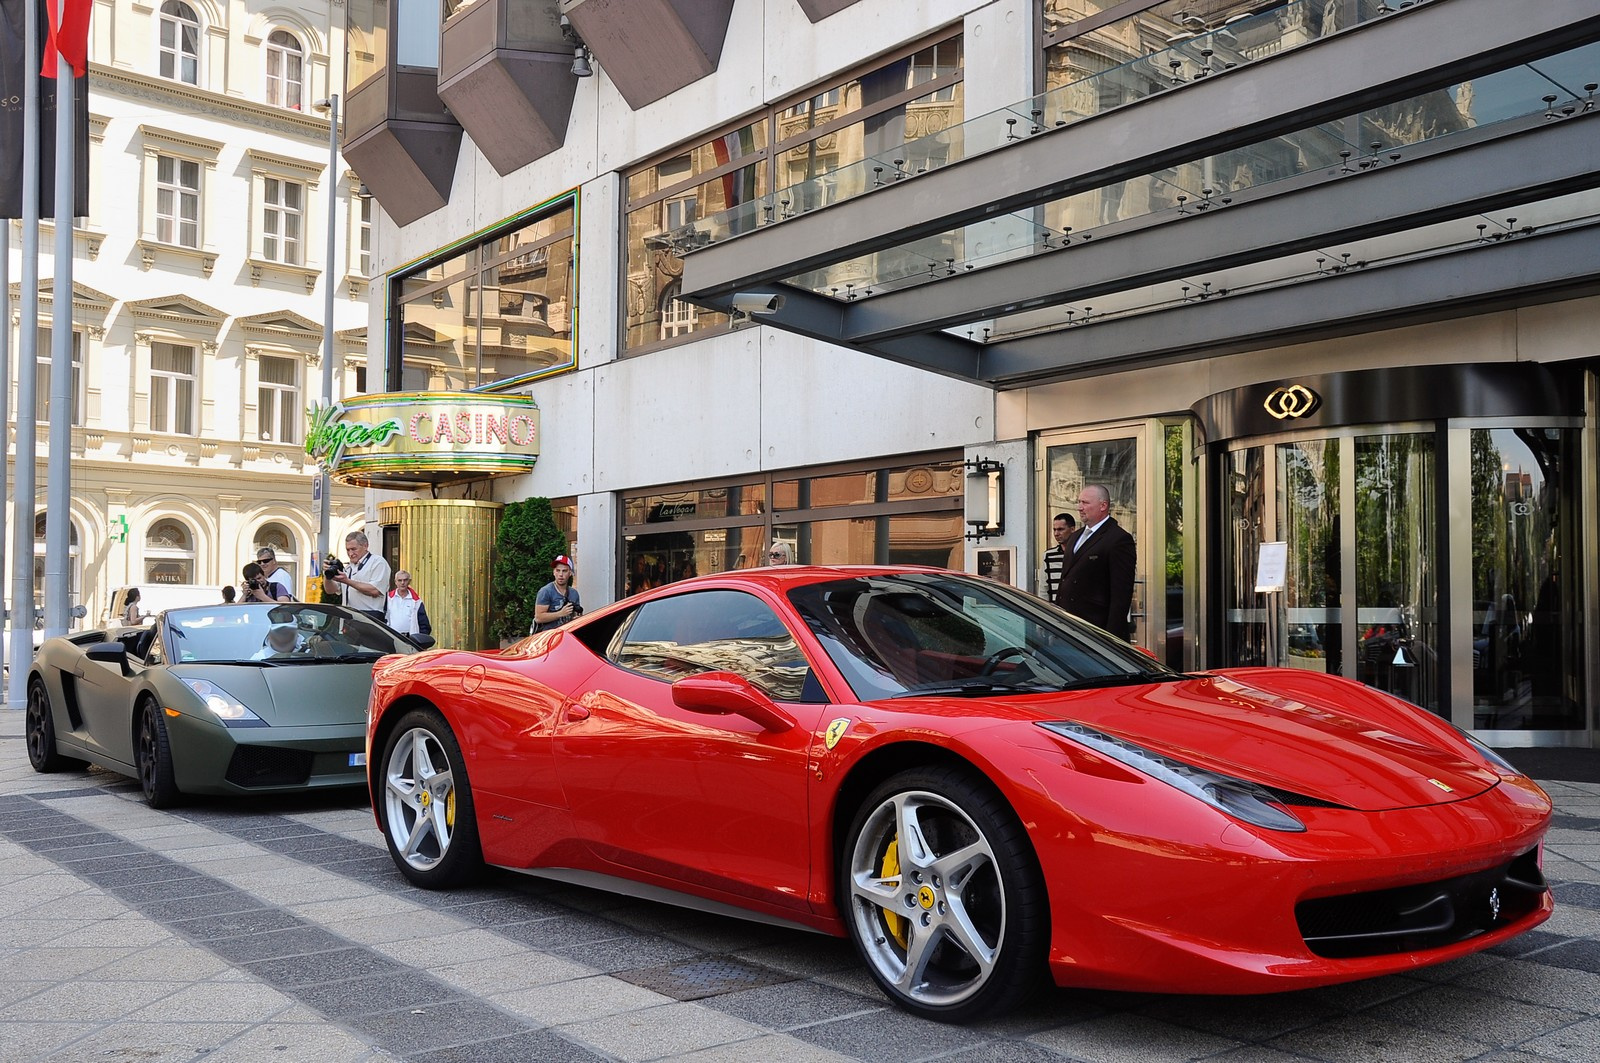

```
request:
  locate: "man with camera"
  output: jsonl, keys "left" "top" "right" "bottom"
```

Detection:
{"left": 244, "top": 549, "right": 295, "bottom": 603}
{"left": 531, "top": 555, "right": 581, "bottom": 634}
{"left": 326, "top": 530, "right": 391, "bottom": 622}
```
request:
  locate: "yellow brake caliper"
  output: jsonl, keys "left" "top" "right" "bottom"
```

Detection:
{"left": 881, "top": 838, "right": 908, "bottom": 948}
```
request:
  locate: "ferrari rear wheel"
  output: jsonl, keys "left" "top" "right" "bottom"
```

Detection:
{"left": 26, "top": 676, "right": 86, "bottom": 773}
{"left": 842, "top": 765, "right": 1048, "bottom": 1023}
{"left": 136, "top": 699, "right": 182, "bottom": 809}
{"left": 379, "top": 709, "right": 482, "bottom": 889}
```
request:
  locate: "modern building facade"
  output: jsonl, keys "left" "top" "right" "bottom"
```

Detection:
{"left": 4, "top": 0, "right": 369, "bottom": 629}
{"left": 345, "top": 0, "right": 1600, "bottom": 749}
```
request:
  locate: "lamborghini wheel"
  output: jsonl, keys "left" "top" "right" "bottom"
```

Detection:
{"left": 379, "top": 709, "right": 482, "bottom": 889}
{"left": 841, "top": 765, "right": 1048, "bottom": 1023}
{"left": 136, "top": 699, "right": 182, "bottom": 809}
{"left": 26, "top": 676, "right": 86, "bottom": 773}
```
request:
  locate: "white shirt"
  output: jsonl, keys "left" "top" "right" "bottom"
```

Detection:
{"left": 1075, "top": 517, "right": 1110, "bottom": 552}
{"left": 342, "top": 551, "right": 391, "bottom": 614}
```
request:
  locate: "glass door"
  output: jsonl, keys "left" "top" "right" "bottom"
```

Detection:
{"left": 1041, "top": 423, "right": 1175, "bottom": 654}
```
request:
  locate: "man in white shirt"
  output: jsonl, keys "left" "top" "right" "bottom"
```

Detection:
{"left": 329, "top": 530, "right": 391, "bottom": 621}
{"left": 246, "top": 549, "right": 295, "bottom": 603}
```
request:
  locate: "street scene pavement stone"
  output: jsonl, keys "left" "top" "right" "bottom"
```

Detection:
{"left": 2, "top": 707, "right": 1599, "bottom": 1063}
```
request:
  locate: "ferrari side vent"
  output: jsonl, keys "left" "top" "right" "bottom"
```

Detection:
{"left": 1296, "top": 847, "right": 1546, "bottom": 959}
{"left": 225, "top": 746, "right": 313, "bottom": 788}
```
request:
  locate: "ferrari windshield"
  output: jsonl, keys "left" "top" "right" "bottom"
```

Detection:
{"left": 787, "top": 572, "right": 1177, "bottom": 701}
{"left": 163, "top": 604, "right": 418, "bottom": 664}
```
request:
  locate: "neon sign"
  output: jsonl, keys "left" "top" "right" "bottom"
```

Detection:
{"left": 306, "top": 392, "right": 541, "bottom": 486}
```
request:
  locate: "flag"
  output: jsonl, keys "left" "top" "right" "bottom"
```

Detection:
{"left": 710, "top": 124, "right": 758, "bottom": 209}
{"left": 0, "top": 0, "right": 89, "bottom": 219}
{"left": 42, "top": 0, "right": 89, "bottom": 77}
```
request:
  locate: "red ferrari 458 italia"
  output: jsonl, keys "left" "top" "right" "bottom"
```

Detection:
{"left": 365, "top": 567, "right": 1551, "bottom": 1023}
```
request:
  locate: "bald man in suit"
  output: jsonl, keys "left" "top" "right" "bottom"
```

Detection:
{"left": 1054, "top": 483, "right": 1136, "bottom": 640}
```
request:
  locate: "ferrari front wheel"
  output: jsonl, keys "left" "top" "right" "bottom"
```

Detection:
{"left": 136, "top": 699, "right": 182, "bottom": 808}
{"left": 26, "top": 676, "right": 86, "bottom": 773}
{"left": 378, "top": 709, "right": 482, "bottom": 889}
{"left": 842, "top": 765, "right": 1048, "bottom": 1023}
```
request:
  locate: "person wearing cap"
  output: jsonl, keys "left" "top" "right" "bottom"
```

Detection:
{"left": 531, "top": 555, "right": 581, "bottom": 634}
{"left": 246, "top": 549, "right": 295, "bottom": 603}
{"left": 252, "top": 623, "right": 302, "bottom": 659}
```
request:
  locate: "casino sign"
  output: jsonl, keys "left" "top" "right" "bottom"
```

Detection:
{"left": 306, "top": 392, "right": 540, "bottom": 486}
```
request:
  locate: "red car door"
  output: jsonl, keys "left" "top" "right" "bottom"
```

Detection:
{"left": 552, "top": 589, "right": 828, "bottom": 919}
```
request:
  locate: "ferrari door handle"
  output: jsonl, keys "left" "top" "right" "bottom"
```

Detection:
{"left": 566, "top": 703, "right": 590, "bottom": 721}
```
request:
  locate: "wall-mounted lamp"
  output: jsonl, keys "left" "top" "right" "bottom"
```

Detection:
{"left": 561, "top": 14, "right": 594, "bottom": 77}
{"left": 963, "top": 457, "right": 1005, "bottom": 541}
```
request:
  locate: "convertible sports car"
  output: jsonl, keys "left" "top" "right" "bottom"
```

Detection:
{"left": 28, "top": 602, "right": 430, "bottom": 808}
{"left": 365, "top": 567, "right": 1552, "bottom": 1023}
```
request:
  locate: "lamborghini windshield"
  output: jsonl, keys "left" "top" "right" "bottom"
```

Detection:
{"left": 163, "top": 604, "right": 418, "bottom": 664}
{"left": 787, "top": 571, "right": 1178, "bottom": 701}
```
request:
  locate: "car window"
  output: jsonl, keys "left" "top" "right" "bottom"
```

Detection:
{"left": 163, "top": 603, "right": 418, "bottom": 663}
{"left": 788, "top": 572, "right": 1174, "bottom": 701}
{"left": 609, "top": 589, "right": 813, "bottom": 701}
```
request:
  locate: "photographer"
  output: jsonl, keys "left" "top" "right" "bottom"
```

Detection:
{"left": 531, "top": 555, "right": 581, "bottom": 634}
{"left": 327, "top": 530, "right": 391, "bottom": 622}
{"left": 245, "top": 549, "right": 294, "bottom": 603}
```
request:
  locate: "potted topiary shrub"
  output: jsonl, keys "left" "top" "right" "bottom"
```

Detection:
{"left": 490, "top": 497, "right": 569, "bottom": 645}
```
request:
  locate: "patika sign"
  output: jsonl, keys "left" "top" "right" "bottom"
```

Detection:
{"left": 306, "top": 392, "right": 540, "bottom": 485}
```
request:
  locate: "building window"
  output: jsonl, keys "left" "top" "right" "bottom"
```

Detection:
{"left": 621, "top": 455, "right": 965, "bottom": 595}
{"left": 358, "top": 194, "right": 372, "bottom": 276}
{"left": 34, "top": 327, "right": 83, "bottom": 425}
{"left": 150, "top": 342, "right": 197, "bottom": 435}
{"left": 390, "top": 192, "right": 577, "bottom": 391}
{"left": 144, "top": 517, "right": 196, "bottom": 585}
{"left": 32, "top": 514, "right": 82, "bottom": 615}
{"left": 159, "top": 1, "right": 201, "bottom": 85}
{"left": 265, "top": 30, "right": 304, "bottom": 110}
{"left": 258, "top": 354, "right": 300, "bottom": 443}
{"left": 261, "top": 177, "right": 304, "bottom": 264}
{"left": 658, "top": 283, "right": 698, "bottom": 341}
{"left": 623, "top": 33, "right": 964, "bottom": 353}
{"left": 155, "top": 155, "right": 201, "bottom": 248}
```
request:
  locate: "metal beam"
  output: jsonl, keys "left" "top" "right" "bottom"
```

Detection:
{"left": 980, "top": 223, "right": 1600, "bottom": 388}
{"left": 842, "top": 113, "right": 1600, "bottom": 343}
{"left": 681, "top": 0, "right": 1600, "bottom": 301}
{"left": 695, "top": 285, "right": 983, "bottom": 382}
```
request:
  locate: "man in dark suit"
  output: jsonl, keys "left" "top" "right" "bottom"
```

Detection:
{"left": 1054, "top": 483, "right": 1136, "bottom": 640}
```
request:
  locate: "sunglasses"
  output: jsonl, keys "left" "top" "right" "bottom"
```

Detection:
{"left": 769, "top": 552, "right": 785, "bottom": 559}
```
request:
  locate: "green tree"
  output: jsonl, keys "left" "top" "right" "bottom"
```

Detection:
{"left": 490, "top": 498, "right": 568, "bottom": 643}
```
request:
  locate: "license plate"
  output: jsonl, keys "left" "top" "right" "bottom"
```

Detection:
{"left": 349, "top": 752, "right": 367, "bottom": 767}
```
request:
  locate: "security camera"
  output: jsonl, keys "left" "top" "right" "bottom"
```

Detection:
{"left": 730, "top": 292, "right": 785, "bottom": 315}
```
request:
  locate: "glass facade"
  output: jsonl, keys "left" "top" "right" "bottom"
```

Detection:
{"left": 620, "top": 456, "right": 965, "bottom": 597}
{"left": 391, "top": 193, "right": 577, "bottom": 391}
{"left": 623, "top": 34, "right": 964, "bottom": 351}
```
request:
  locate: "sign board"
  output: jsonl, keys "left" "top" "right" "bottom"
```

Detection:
{"left": 1255, "top": 541, "right": 1288, "bottom": 593}
{"left": 306, "top": 392, "right": 540, "bottom": 487}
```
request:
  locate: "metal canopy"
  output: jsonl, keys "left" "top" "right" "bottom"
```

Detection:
{"left": 677, "top": 0, "right": 1600, "bottom": 390}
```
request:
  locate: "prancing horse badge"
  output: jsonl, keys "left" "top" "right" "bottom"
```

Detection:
{"left": 824, "top": 718, "right": 851, "bottom": 749}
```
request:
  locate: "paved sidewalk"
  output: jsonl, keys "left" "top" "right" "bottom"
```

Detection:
{"left": 2, "top": 706, "right": 1598, "bottom": 1063}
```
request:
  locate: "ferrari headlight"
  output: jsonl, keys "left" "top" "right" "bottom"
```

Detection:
{"left": 1459, "top": 728, "right": 1519, "bottom": 775}
{"left": 179, "top": 678, "right": 265, "bottom": 727}
{"left": 1039, "top": 720, "right": 1306, "bottom": 833}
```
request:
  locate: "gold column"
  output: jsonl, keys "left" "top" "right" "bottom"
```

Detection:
{"left": 377, "top": 499, "right": 503, "bottom": 650}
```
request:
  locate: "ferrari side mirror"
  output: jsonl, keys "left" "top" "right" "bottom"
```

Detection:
{"left": 409, "top": 634, "right": 437, "bottom": 650}
{"left": 672, "top": 671, "right": 794, "bottom": 732}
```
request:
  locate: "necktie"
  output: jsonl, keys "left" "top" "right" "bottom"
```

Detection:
{"left": 1074, "top": 527, "right": 1091, "bottom": 553}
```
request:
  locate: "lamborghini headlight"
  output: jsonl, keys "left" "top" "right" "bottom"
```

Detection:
{"left": 1039, "top": 720, "right": 1306, "bottom": 833}
{"left": 179, "top": 678, "right": 265, "bottom": 727}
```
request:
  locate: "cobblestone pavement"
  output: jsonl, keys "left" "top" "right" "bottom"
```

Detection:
{"left": 2, "top": 707, "right": 1597, "bottom": 1063}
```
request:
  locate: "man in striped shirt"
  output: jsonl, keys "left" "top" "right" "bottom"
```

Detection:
{"left": 1042, "top": 511, "right": 1077, "bottom": 602}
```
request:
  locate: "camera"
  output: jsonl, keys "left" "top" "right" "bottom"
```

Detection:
{"left": 323, "top": 556, "right": 345, "bottom": 578}
{"left": 243, "top": 578, "right": 263, "bottom": 590}
{"left": 569, "top": 604, "right": 583, "bottom": 618}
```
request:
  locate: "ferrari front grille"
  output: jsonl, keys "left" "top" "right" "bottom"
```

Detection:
{"left": 1296, "top": 847, "right": 1546, "bottom": 959}
{"left": 225, "top": 745, "right": 313, "bottom": 788}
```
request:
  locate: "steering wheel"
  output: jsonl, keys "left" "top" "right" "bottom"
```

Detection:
{"left": 977, "top": 646, "right": 1028, "bottom": 677}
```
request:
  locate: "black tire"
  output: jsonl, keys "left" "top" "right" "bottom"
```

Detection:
{"left": 839, "top": 764, "right": 1048, "bottom": 1023}
{"left": 25, "top": 675, "right": 87, "bottom": 773}
{"left": 377, "top": 708, "right": 483, "bottom": 889}
{"left": 136, "top": 699, "right": 183, "bottom": 809}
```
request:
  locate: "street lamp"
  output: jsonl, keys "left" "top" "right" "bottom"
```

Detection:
{"left": 312, "top": 95, "right": 339, "bottom": 588}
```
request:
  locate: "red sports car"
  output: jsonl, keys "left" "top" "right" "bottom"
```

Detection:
{"left": 365, "top": 567, "right": 1552, "bottom": 1023}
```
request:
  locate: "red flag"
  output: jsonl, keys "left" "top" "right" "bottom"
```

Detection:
{"left": 42, "top": 0, "right": 89, "bottom": 77}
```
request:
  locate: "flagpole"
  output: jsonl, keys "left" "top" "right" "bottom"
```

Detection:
{"left": 1, "top": 222, "right": 10, "bottom": 702}
{"left": 43, "top": 0, "right": 75, "bottom": 639}
{"left": 7, "top": 0, "right": 43, "bottom": 700}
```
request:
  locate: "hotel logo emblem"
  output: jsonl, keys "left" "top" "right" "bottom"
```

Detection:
{"left": 1263, "top": 384, "right": 1322, "bottom": 420}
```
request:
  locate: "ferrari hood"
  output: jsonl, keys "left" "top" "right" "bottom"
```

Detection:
{"left": 1050, "top": 673, "right": 1499, "bottom": 812}
{"left": 172, "top": 664, "right": 372, "bottom": 728}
